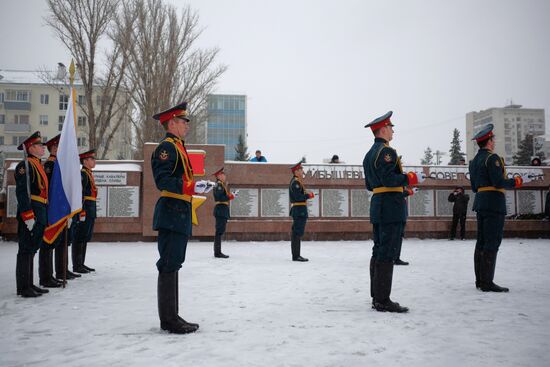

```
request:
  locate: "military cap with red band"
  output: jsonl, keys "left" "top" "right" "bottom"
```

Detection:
{"left": 290, "top": 162, "right": 303, "bottom": 173}
{"left": 213, "top": 167, "right": 225, "bottom": 177}
{"left": 45, "top": 134, "right": 61, "bottom": 149}
{"left": 152, "top": 102, "right": 190, "bottom": 123}
{"left": 79, "top": 149, "right": 96, "bottom": 160}
{"left": 17, "top": 131, "right": 42, "bottom": 151}
{"left": 364, "top": 111, "right": 394, "bottom": 132}
{"left": 472, "top": 123, "right": 494, "bottom": 143}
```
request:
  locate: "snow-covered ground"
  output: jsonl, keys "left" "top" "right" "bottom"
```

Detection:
{"left": 1, "top": 239, "right": 549, "bottom": 367}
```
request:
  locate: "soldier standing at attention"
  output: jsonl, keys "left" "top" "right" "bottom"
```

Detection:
{"left": 37, "top": 135, "right": 63, "bottom": 288}
{"left": 363, "top": 111, "right": 426, "bottom": 313}
{"left": 72, "top": 149, "right": 98, "bottom": 274}
{"left": 469, "top": 124, "right": 531, "bottom": 292}
{"left": 151, "top": 102, "right": 211, "bottom": 334}
{"left": 43, "top": 135, "right": 81, "bottom": 281}
{"left": 14, "top": 131, "right": 50, "bottom": 297}
{"left": 289, "top": 162, "right": 314, "bottom": 262}
{"left": 212, "top": 167, "right": 236, "bottom": 258}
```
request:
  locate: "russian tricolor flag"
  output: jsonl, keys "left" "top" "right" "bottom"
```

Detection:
{"left": 43, "top": 86, "right": 82, "bottom": 244}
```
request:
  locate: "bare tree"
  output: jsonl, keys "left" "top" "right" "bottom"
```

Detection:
{"left": 112, "top": 0, "right": 227, "bottom": 158}
{"left": 45, "top": 0, "right": 131, "bottom": 159}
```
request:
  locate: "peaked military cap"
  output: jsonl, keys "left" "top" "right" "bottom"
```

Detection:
{"left": 213, "top": 167, "right": 225, "bottom": 177}
{"left": 472, "top": 123, "right": 494, "bottom": 143}
{"left": 79, "top": 149, "right": 96, "bottom": 160}
{"left": 153, "top": 102, "right": 190, "bottom": 123}
{"left": 290, "top": 161, "right": 303, "bottom": 173}
{"left": 45, "top": 134, "right": 61, "bottom": 149}
{"left": 17, "top": 131, "right": 42, "bottom": 151}
{"left": 364, "top": 111, "right": 394, "bottom": 131}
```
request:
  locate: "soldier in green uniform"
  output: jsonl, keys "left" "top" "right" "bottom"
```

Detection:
{"left": 14, "top": 131, "right": 50, "bottom": 297}
{"left": 37, "top": 135, "right": 64, "bottom": 288}
{"left": 289, "top": 162, "right": 314, "bottom": 262}
{"left": 151, "top": 102, "right": 212, "bottom": 334}
{"left": 72, "top": 149, "right": 98, "bottom": 274}
{"left": 212, "top": 167, "right": 236, "bottom": 258}
{"left": 363, "top": 111, "right": 426, "bottom": 313}
{"left": 469, "top": 124, "right": 531, "bottom": 292}
{"left": 43, "top": 135, "right": 81, "bottom": 281}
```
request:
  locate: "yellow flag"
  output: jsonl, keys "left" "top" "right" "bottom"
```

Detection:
{"left": 191, "top": 195, "right": 207, "bottom": 225}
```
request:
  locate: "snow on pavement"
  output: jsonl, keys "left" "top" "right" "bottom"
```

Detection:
{"left": 0, "top": 239, "right": 549, "bottom": 367}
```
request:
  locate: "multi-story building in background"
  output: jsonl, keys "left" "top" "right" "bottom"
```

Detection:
{"left": 466, "top": 104, "right": 547, "bottom": 164}
{"left": 206, "top": 94, "right": 247, "bottom": 161}
{"left": 0, "top": 66, "right": 132, "bottom": 162}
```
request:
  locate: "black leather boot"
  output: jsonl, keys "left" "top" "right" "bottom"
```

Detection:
{"left": 474, "top": 248, "right": 482, "bottom": 289}
{"left": 291, "top": 234, "right": 308, "bottom": 262}
{"left": 214, "top": 235, "right": 229, "bottom": 258}
{"left": 480, "top": 251, "right": 509, "bottom": 292}
{"left": 82, "top": 243, "right": 95, "bottom": 271}
{"left": 175, "top": 272, "right": 199, "bottom": 329}
{"left": 373, "top": 262, "right": 408, "bottom": 313}
{"left": 40, "top": 248, "right": 61, "bottom": 288}
{"left": 17, "top": 254, "right": 41, "bottom": 298}
{"left": 30, "top": 254, "right": 48, "bottom": 294}
{"left": 73, "top": 243, "right": 89, "bottom": 274}
{"left": 158, "top": 272, "right": 198, "bottom": 334}
{"left": 394, "top": 258, "right": 409, "bottom": 266}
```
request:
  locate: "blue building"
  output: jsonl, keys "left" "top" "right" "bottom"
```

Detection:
{"left": 207, "top": 94, "right": 247, "bottom": 161}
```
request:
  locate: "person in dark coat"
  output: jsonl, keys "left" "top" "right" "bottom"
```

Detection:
{"left": 72, "top": 149, "right": 98, "bottom": 274}
{"left": 14, "top": 131, "right": 50, "bottom": 297}
{"left": 469, "top": 123, "right": 531, "bottom": 292}
{"left": 289, "top": 162, "right": 314, "bottom": 262}
{"left": 448, "top": 186, "right": 470, "bottom": 240}
{"left": 363, "top": 111, "right": 427, "bottom": 313}
{"left": 212, "top": 167, "right": 236, "bottom": 258}
{"left": 151, "top": 102, "right": 213, "bottom": 334}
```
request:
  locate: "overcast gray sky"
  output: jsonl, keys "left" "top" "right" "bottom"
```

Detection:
{"left": 2, "top": 0, "right": 550, "bottom": 164}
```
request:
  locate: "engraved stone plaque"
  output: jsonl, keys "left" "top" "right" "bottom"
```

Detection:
{"left": 307, "top": 189, "right": 320, "bottom": 217}
{"left": 7, "top": 185, "right": 16, "bottom": 218}
{"left": 517, "top": 190, "right": 542, "bottom": 215}
{"left": 351, "top": 189, "right": 370, "bottom": 217}
{"left": 505, "top": 191, "right": 516, "bottom": 216}
{"left": 261, "top": 188, "right": 289, "bottom": 217}
{"left": 107, "top": 186, "right": 139, "bottom": 217}
{"left": 230, "top": 188, "right": 258, "bottom": 217}
{"left": 408, "top": 189, "right": 434, "bottom": 216}
{"left": 96, "top": 186, "right": 107, "bottom": 218}
{"left": 321, "top": 189, "right": 349, "bottom": 217}
{"left": 436, "top": 190, "right": 454, "bottom": 217}
{"left": 93, "top": 172, "right": 127, "bottom": 185}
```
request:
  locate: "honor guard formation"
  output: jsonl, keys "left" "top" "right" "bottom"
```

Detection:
{"left": 12, "top": 104, "right": 536, "bottom": 334}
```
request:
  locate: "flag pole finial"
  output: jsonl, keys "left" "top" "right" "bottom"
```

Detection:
{"left": 69, "top": 59, "right": 75, "bottom": 85}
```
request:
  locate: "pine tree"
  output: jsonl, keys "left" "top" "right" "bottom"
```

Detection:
{"left": 513, "top": 134, "right": 533, "bottom": 165}
{"left": 448, "top": 128, "right": 465, "bottom": 164}
{"left": 513, "top": 134, "right": 547, "bottom": 165}
{"left": 234, "top": 134, "right": 250, "bottom": 161}
{"left": 421, "top": 147, "right": 434, "bottom": 165}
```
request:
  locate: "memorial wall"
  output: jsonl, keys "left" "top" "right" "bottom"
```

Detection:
{"left": 1, "top": 143, "right": 549, "bottom": 241}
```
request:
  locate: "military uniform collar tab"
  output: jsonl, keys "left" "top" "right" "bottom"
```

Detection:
{"left": 374, "top": 137, "right": 388, "bottom": 144}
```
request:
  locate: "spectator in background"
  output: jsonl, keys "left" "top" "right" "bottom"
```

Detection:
{"left": 448, "top": 186, "right": 469, "bottom": 240}
{"left": 330, "top": 154, "right": 340, "bottom": 163}
{"left": 459, "top": 157, "right": 466, "bottom": 165}
{"left": 250, "top": 150, "right": 267, "bottom": 162}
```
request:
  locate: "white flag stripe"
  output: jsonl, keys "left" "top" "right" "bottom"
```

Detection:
{"left": 58, "top": 89, "right": 82, "bottom": 214}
